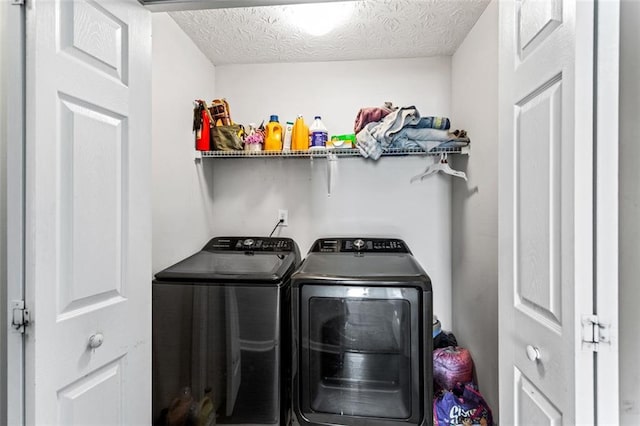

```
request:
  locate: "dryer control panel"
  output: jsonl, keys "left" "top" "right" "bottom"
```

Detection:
{"left": 204, "top": 237, "right": 296, "bottom": 252}
{"left": 311, "top": 238, "right": 410, "bottom": 254}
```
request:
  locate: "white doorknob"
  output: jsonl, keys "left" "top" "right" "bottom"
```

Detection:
{"left": 88, "top": 333, "right": 104, "bottom": 349}
{"left": 526, "top": 345, "right": 541, "bottom": 361}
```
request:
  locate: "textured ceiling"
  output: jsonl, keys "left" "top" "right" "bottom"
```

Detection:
{"left": 169, "top": 0, "right": 490, "bottom": 65}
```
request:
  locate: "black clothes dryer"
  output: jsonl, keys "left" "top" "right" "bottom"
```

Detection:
{"left": 291, "top": 238, "right": 433, "bottom": 426}
{"left": 152, "top": 237, "right": 301, "bottom": 426}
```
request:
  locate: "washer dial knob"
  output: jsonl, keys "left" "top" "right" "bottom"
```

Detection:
{"left": 353, "top": 239, "right": 365, "bottom": 250}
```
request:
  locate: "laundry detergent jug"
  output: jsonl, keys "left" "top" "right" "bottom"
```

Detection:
{"left": 292, "top": 115, "right": 309, "bottom": 151}
{"left": 264, "top": 115, "right": 283, "bottom": 151}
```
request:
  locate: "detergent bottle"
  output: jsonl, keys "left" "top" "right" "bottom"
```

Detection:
{"left": 291, "top": 115, "right": 309, "bottom": 151}
{"left": 309, "top": 116, "right": 328, "bottom": 149}
{"left": 283, "top": 121, "right": 294, "bottom": 151}
{"left": 264, "top": 115, "right": 283, "bottom": 151}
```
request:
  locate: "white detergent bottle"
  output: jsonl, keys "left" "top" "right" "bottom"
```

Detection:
{"left": 283, "top": 121, "right": 294, "bottom": 151}
{"left": 309, "top": 116, "right": 328, "bottom": 149}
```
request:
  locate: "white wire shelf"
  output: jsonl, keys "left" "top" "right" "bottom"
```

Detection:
{"left": 199, "top": 145, "right": 470, "bottom": 158}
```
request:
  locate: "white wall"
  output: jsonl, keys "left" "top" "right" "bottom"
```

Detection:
{"left": 214, "top": 58, "right": 455, "bottom": 327}
{"left": 450, "top": 0, "right": 499, "bottom": 419}
{"left": 215, "top": 57, "right": 451, "bottom": 136}
{"left": 205, "top": 157, "right": 453, "bottom": 322}
{"left": 619, "top": 0, "right": 640, "bottom": 423}
{"left": 152, "top": 13, "right": 217, "bottom": 273}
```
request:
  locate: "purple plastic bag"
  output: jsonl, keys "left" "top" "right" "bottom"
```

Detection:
{"left": 433, "top": 346, "right": 474, "bottom": 391}
{"left": 433, "top": 383, "right": 493, "bottom": 426}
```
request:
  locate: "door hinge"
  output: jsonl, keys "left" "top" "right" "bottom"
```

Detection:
{"left": 581, "top": 314, "right": 610, "bottom": 352}
{"left": 11, "top": 300, "right": 30, "bottom": 334}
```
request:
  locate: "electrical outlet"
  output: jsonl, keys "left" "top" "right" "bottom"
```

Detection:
{"left": 278, "top": 209, "right": 289, "bottom": 227}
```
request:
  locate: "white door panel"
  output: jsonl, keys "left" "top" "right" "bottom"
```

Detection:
{"left": 25, "top": 0, "right": 151, "bottom": 424}
{"left": 499, "top": 0, "right": 594, "bottom": 424}
{"left": 518, "top": 0, "right": 562, "bottom": 58}
{"left": 514, "top": 368, "right": 562, "bottom": 426}
{"left": 60, "top": 0, "right": 129, "bottom": 83}
{"left": 516, "top": 78, "right": 563, "bottom": 329}
{"left": 56, "top": 94, "right": 127, "bottom": 319}
{"left": 56, "top": 358, "right": 124, "bottom": 425}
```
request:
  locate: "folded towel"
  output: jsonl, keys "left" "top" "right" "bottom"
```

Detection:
{"left": 356, "top": 106, "right": 422, "bottom": 159}
{"left": 354, "top": 106, "right": 394, "bottom": 133}
{"left": 410, "top": 116, "right": 451, "bottom": 130}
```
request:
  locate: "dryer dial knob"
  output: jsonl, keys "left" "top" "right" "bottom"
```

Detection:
{"left": 243, "top": 238, "right": 255, "bottom": 247}
{"left": 353, "top": 239, "right": 365, "bottom": 250}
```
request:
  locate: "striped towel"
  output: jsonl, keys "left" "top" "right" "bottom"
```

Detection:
{"left": 412, "top": 116, "right": 451, "bottom": 130}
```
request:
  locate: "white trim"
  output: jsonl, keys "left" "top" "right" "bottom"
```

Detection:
{"left": 573, "top": 2, "right": 596, "bottom": 423}
{"left": 595, "top": 1, "right": 620, "bottom": 424}
{"left": 0, "top": 1, "right": 6, "bottom": 421}
{"left": 4, "top": 2, "right": 25, "bottom": 425}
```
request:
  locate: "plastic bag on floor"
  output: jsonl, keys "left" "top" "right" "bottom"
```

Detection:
{"left": 433, "top": 383, "right": 493, "bottom": 426}
{"left": 433, "top": 346, "right": 474, "bottom": 391}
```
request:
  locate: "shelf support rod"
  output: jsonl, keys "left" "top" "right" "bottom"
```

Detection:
{"left": 327, "top": 152, "right": 338, "bottom": 197}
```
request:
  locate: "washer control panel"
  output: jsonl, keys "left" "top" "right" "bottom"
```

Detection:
{"left": 204, "top": 237, "right": 295, "bottom": 252}
{"left": 311, "top": 238, "right": 409, "bottom": 253}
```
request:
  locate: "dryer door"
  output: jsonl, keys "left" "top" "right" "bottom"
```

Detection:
{"left": 298, "top": 285, "right": 424, "bottom": 426}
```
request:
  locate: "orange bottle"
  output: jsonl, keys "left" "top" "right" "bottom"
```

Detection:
{"left": 264, "top": 115, "right": 283, "bottom": 151}
{"left": 291, "top": 115, "right": 309, "bottom": 151}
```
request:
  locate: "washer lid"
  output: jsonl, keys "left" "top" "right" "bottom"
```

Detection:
{"left": 155, "top": 251, "right": 296, "bottom": 283}
{"left": 155, "top": 237, "right": 300, "bottom": 283}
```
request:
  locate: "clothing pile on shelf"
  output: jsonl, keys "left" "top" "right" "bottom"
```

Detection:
{"left": 433, "top": 321, "right": 494, "bottom": 426}
{"left": 353, "top": 104, "right": 471, "bottom": 160}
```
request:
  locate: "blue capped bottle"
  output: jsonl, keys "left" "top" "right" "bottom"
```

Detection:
{"left": 309, "top": 116, "right": 328, "bottom": 149}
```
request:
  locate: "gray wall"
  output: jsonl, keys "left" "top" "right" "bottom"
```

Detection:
{"left": 450, "top": 0, "right": 499, "bottom": 419}
{"left": 619, "top": 0, "right": 640, "bottom": 423}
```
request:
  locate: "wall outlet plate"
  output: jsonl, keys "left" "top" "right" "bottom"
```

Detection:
{"left": 278, "top": 209, "right": 288, "bottom": 226}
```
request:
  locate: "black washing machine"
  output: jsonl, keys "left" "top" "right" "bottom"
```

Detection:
{"left": 291, "top": 238, "right": 433, "bottom": 426}
{"left": 152, "top": 236, "right": 300, "bottom": 426}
